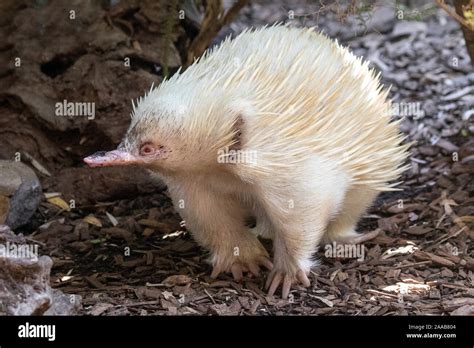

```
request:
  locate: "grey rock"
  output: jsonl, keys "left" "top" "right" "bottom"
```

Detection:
{"left": 0, "top": 225, "right": 81, "bottom": 315}
{"left": 442, "top": 86, "right": 474, "bottom": 101}
{"left": 463, "top": 109, "right": 474, "bottom": 121}
{"left": 392, "top": 21, "right": 427, "bottom": 38}
{"left": 0, "top": 161, "right": 42, "bottom": 229}
{"left": 423, "top": 100, "right": 438, "bottom": 117}
{"left": 45, "top": 289, "right": 82, "bottom": 315}
{"left": 435, "top": 139, "right": 459, "bottom": 153}
{"left": 366, "top": 6, "right": 396, "bottom": 33}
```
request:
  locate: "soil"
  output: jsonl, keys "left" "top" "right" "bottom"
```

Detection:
{"left": 0, "top": 1, "right": 473, "bottom": 315}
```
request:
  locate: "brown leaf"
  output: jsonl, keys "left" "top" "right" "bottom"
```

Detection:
{"left": 209, "top": 303, "right": 230, "bottom": 315}
{"left": 83, "top": 215, "right": 103, "bottom": 227}
{"left": 134, "top": 286, "right": 162, "bottom": 300}
{"left": 309, "top": 295, "right": 334, "bottom": 308}
{"left": 102, "top": 227, "right": 135, "bottom": 242}
{"left": 47, "top": 196, "right": 71, "bottom": 211}
{"left": 138, "top": 219, "right": 174, "bottom": 233}
{"left": 88, "top": 303, "right": 114, "bottom": 316}
{"left": 162, "top": 274, "right": 193, "bottom": 287}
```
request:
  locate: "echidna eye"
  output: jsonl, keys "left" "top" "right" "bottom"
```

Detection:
{"left": 140, "top": 143, "right": 155, "bottom": 156}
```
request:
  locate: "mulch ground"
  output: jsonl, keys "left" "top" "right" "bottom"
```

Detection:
{"left": 12, "top": 2, "right": 474, "bottom": 315}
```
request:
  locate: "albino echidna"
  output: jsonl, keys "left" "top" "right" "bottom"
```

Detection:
{"left": 84, "top": 26, "right": 409, "bottom": 299}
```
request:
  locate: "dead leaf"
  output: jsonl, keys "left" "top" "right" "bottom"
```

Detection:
{"left": 88, "top": 303, "right": 114, "bottom": 316}
{"left": 44, "top": 192, "right": 61, "bottom": 199}
{"left": 102, "top": 227, "right": 135, "bottom": 242}
{"left": 47, "top": 196, "right": 71, "bottom": 211}
{"left": 23, "top": 152, "right": 51, "bottom": 176}
{"left": 143, "top": 228, "right": 155, "bottom": 237}
{"left": 106, "top": 212, "right": 119, "bottom": 226}
{"left": 309, "top": 294, "right": 334, "bottom": 307}
{"left": 456, "top": 216, "right": 474, "bottom": 222}
{"left": 83, "top": 215, "right": 103, "bottom": 227}
{"left": 162, "top": 275, "right": 193, "bottom": 287}
{"left": 381, "top": 245, "right": 418, "bottom": 259}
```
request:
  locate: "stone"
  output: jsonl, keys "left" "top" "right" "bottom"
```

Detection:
{"left": 392, "top": 21, "right": 427, "bottom": 38}
{"left": 366, "top": 6, "right": 396, "bottom": 33}
{"left": 45, "top": 289, "right": 82, "bottom": 315}
{"left": 0, "top": 225, "right": 81, "bottom": 315}
{"left": 0, "top": 160, "right": 42, "bottom": 229}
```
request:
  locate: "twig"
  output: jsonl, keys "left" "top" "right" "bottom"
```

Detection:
{"left": 366, "top": 289, "right": 400, "bottom": 299}
{"left": 25, "top": 236, "right": 46, "bottom": 247}
{"left": 436, "top": 0, "right": 474, "bottom": 31}
{"left": 115, "top": 300, "right": 161, "bottom": 307}
{"left": 203, "top": 288, "right": 216, "bottom": 304}
{"left": 394, "top": 260, "right": 432, "bottom": 269}
{"left": 185, "top": 0, "right": 250, "bottom": 67}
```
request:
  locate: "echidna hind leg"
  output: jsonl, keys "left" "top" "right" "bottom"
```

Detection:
{"left": 322, "top": 187, "right": 379, "bottom": 244}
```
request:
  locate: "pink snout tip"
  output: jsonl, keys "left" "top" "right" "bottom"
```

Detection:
{"left": 83, "top": 149, "right": 137, "bottom": 167}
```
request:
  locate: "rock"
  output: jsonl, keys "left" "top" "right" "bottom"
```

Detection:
{"left": 423, "top": 100, "right": 438, "bottom": 117}
{"left": 0, "top": 225, "right": 81, "bottom": 315}
{"left": 435, "top": 138, "right": 459, "bottom": 153}
{"left": 0, "top": 161, "right": 42, "bottom": 229}
{"left": 392, "top": 21, "right": 427, "bottom": 38}
{"left": 366, "top": 6, "right": 396, "bottom": 33}
{"left": 463, "top": 109, "right": 474, "bottom": 121}
{"left": 44, "top": 289, "right": 82, "bottom": 315}
{"left": 442, "top": 86, "right": 474, "bottom": 101}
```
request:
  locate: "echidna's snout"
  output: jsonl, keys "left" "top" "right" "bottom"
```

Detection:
{"left": 83, "top": 149, "right": 138, "bottom": 167}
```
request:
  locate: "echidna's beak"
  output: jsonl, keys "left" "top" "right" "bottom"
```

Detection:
{"left": 83, "top": 149, "right": 138, "bottom": 167}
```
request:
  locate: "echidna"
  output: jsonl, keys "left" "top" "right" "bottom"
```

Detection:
{"left": 84, "top": 26, "right": 409, "bottom": 299}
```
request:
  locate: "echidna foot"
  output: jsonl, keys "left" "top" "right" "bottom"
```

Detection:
{"left": 210, "top": 248, "right": 273, "bottom": 282}
{"left": 265, "top": 267, "right": 311, "bottom": 299}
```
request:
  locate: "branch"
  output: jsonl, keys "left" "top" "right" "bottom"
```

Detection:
{"left": 185, "top": 0, "right": 250, "bottom": 67}
{"left": 436, "top": 0, "right": 474, "bottom": 31}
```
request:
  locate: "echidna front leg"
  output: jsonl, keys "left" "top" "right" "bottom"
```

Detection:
{"left": 261, "top": 204, "right": 328, "bottom": 299}
{"left": 166, "top": 180, "right": 273, "bottom": 281}
{"left": 262, "top": 200, "right": 338, "bottom": 298}
{"left": 255, "top": 162, "right": 349, "bottom": 298}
